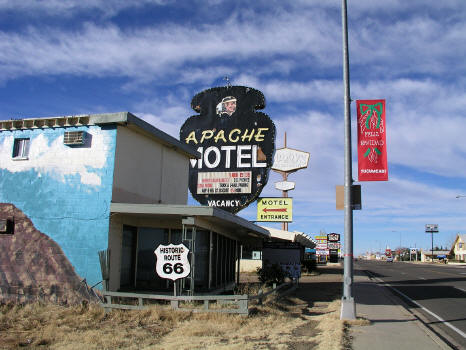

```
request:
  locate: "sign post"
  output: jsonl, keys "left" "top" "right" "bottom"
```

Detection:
{"left": 271, "top": 132, "right": 310, "bottom": 231}
{"left": 154, "top": 243, "right": 191, "bottom": 296}
{"left": 340, "top": 0, "right": 356, "bottom": 320}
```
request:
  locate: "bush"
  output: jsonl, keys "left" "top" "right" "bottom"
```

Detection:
{"left": 256, "top": 264, "right": 287, "bottom": 285}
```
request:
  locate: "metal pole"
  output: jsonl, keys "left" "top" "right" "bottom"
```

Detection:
{"left": 282, "top": 132, "right": 288, "bottom": 231}
{"left": 431, "top": 232, "right": 434, "bottom": 263}
{"left": 340, "top": 0, "right": 356, "bottom": 320}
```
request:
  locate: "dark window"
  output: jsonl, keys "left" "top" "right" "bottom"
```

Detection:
{"left": 12, "top": 138, "right": 30, "bottom": 159}
{"left": 0, "top": 219, "right": 14, "bottom": 235}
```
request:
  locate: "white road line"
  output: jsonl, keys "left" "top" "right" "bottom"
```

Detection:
{"left": 419, "top": 277, "right": 426, "bottom": 280}
{"left": 371, "top": 274, "right": 466, "bottom": 339}
{"left": 455, "top": 287, "right": 466, "bottom": 293}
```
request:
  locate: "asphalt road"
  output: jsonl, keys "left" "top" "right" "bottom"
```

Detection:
{"left": 355, "top": 260, "right": 466, "bottom": 349}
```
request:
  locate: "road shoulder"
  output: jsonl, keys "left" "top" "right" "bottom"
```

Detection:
{"left": 350, "top": 268, "right": 450, "bottom": 350}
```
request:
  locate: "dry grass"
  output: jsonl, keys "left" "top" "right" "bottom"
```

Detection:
{"left": 1, "top": 266, "right": 346, "bottom": 350}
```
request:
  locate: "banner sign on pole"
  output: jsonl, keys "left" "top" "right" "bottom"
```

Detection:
{"left": 356, "top": 99, "right": 388, "bottom": 181}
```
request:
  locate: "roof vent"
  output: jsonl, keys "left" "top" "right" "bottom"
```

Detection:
{"left": 64, "top": 131, "right": 86, "bottom": 145}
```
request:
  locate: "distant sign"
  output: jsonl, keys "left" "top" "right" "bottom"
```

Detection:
{"left": 275, "top": 180, "right": 295, "bottom": 191}
{"left": 256, "top": 197, "right": 292, "bottom": 222}
{"left": 154, "top": 244, "right": 190, "bottom": 281}
{"left": 425, "top": 224, "right": 439, "bottom": 233}
{"left": 327, "top": 233, "right": 340, "bottom": 242}
{"left": 272, "top": 147, "right": 310, "bottom": 173}
{"left": 327, "top": 242, "right": 341, "bottom": 250}
{"left": 316, "top": 250, "right": 329, "bottom": 256}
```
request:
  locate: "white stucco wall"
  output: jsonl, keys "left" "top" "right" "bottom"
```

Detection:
{"left": 112, "top": 126, "right": 190, "bottom": 205}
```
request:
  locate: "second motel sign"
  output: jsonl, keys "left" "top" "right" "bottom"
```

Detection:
{"left": 256, "top": 197, "right": 293, "bottom": 222}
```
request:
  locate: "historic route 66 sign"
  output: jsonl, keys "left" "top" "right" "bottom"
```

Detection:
{"left": 154, "top": 243, "right": 190, "bottom": 281}
{"left": 180, "top": 86, "right": 276, "bottom": 213}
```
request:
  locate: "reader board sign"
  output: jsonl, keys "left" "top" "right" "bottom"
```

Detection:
{"left": 256, "top": 197, "right": 292, "bottom": 222}
{"left": 262, "top": 242, "right": 301, "bottom": 279}
{"left": 154, "top": 244, "right": 190, "bottom": 281}
{"left": 197, "top": 171, "right": 251, "bottom": 194}
{"left": 180, "top": 86, "right": 276, "bottom": 213}
{"left": 356, "top": 99, "right": 388, "bottom": 181}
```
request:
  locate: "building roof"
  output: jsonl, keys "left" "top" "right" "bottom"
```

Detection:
{"left": 421, "top": 250, "right": 451, "bottom": 255}
{"left": 0, "top": 112, "right": 199, "bottom": 159}
{"left": 110, "top": 203, "right": 270, "bottom": 243}
{"left": 261, "top": 226, "right": 316, "bottom": 248}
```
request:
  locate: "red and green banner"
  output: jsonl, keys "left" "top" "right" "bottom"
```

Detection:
{"left": 356, "top": 99, "right": 388, "bottom": 181}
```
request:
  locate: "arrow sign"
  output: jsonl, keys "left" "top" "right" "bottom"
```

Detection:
{"left": 256, "top": 197, "right": 293, "bottom": 222}
{"left": 263, "top": 208, "right": 287, "bottom": 212}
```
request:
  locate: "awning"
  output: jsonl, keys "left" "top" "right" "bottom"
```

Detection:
{"left": 110, "top": 203, "right": 270, "bottom": 244}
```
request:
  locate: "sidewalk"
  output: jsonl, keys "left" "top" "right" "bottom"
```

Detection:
{"left": 350, "top": 269, "right": 450, "bottom": 350}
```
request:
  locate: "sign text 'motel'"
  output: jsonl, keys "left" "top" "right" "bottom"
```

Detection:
{"left": 256, "top": 197, "right": 292, "bottom": 222}
{"left": 180, "top": 86, "right": 276, "bottom": 213}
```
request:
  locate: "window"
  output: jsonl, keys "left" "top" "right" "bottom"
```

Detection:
{"left": 0, "top": 218, "right": 14, "bottom": 235}
{"left": 12, "top": 138, "right": 30, "bottom": 159}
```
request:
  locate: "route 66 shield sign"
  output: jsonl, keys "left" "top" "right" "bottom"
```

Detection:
{"left": 154, "top": 243, "right": 190, "bottom": 281}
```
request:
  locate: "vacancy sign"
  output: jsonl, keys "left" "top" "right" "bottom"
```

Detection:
{"left": 356, "top": 100, "right": 388, "bottom": 181}
{"left": 256, "top": 197, "right": 292, "bottom": 222}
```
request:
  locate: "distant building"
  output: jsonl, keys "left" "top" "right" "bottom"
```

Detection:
{"left": 450, "top": 234, "right": 466, "bottom": 262}
{"left": 239, "top": 227, "right": 315, "bottom": 272}
{"left": 420, "top": 249, "right": 451, "bottom": 262}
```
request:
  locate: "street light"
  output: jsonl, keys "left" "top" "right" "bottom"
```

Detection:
{"left": 456, "top": 195, "right": 466, "bottom": 198}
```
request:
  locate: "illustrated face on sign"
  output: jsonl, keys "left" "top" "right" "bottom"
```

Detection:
{"left": 216, "top": 96, "right": 237, "bottom": 116}
{"left": 180, "top": 86, "right": 276, "bottom": 213}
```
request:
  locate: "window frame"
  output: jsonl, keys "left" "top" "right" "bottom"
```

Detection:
{"left": 12, "top": 138, "right": 30, "bottom": 160}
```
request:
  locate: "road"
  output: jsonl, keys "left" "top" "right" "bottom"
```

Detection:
{"left": 355, "top": 260, "right": 466, "bottom": 349}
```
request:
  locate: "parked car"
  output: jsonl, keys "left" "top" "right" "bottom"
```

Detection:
{"left": 386, "top": 256, "right": 394, "bottom": 262}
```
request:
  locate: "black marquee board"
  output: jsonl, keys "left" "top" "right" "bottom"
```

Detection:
{"left": 180, "top": 86, "right": 276, "bottom": 213}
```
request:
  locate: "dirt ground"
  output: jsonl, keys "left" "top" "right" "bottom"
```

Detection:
{"left": 0, "top": 264, "right": 348, "bottom": 350}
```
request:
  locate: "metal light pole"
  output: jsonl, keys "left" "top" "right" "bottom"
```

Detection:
{"left": 340, "top": 0, "right": 356, "bottom": 320}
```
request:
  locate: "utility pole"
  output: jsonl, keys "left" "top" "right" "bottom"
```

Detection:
{"left": 340, "top": 0, "right": 356, "bottom": 320}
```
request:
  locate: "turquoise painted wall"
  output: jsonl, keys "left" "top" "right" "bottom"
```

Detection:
{"left": 0, "top": 125, "right": 116, "bottom": 287}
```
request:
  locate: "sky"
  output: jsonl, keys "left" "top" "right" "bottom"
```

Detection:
{"left": 1, "top": 0, "right": 465, "bottom": 255}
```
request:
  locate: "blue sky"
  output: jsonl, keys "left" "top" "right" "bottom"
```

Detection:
{"left": 1, "top": 0, "right": 465, "bottom": 255}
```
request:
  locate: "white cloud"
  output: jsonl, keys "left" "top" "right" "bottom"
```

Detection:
{"left": 0, "top": 131, "right": 111, "bottom": 186}
{"left": 0, "top": 0, "right": 168, "bottom": 17}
